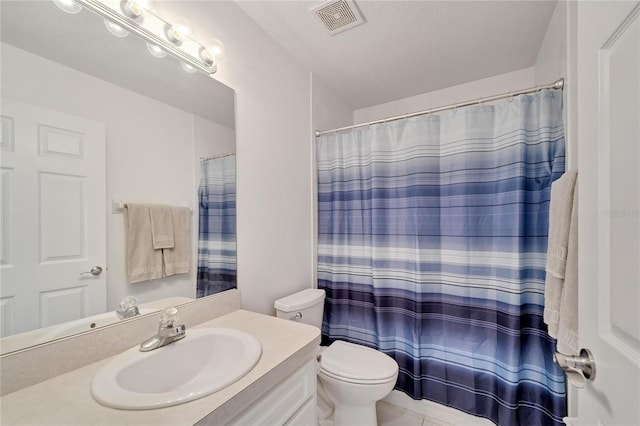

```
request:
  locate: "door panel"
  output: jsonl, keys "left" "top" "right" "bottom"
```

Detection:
{"left": 0, "top": 99, "right": 106, "bottom": 336}
{"left": 577, "top": 1, "right": 640, "bottom": 424}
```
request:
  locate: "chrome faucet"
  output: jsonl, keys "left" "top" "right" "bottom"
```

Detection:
{"left": 139, "top": 307, "right": 186, "bottom": 352}
{"left": 116, "top": 296, "right": 140, "bottom": 319}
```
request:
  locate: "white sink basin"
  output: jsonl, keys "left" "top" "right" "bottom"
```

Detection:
{"left": 91, "top": 328, "right": 262, "bottom": 410}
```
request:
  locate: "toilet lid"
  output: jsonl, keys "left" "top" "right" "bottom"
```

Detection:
{"left": 320, "top": 341, "right": 398, "bottom": 382}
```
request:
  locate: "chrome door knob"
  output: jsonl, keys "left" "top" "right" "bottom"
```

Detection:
{"left": 80, "top": 266, "right": 103, "bottom": 276}
{"left": 554, "top": 348, "right": 596, "bottom": 381}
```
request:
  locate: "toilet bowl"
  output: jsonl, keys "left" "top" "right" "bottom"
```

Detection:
{"left": 274, "top": 289, "right": 399, "bottom": 426}
{"left": 318, "top": 340, "right": 398, "bottom": 425}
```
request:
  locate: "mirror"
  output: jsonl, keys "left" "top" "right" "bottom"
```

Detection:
{"left": 0, "top": 0, "right": 236, "bottom": 354}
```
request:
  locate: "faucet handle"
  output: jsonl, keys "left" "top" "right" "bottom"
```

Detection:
{"left": 160, "top": 306, "right": 179, "bottom": 327}
{"left": 116, "top": 296, "right": 140, "bottom": 319}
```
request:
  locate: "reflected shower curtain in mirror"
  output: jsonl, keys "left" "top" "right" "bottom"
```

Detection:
{"left": 197, "top": 155, "right": 236, "bottom": 297}
{"left": 317, "top": 90, "right": 566, "bottom": 425}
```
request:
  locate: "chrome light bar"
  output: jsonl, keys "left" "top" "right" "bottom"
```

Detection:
{"left": 73, "top": 0, "right": 217, "bottom": 75}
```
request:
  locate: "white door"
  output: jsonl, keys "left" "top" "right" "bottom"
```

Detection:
{"left": 577, "top": 1, "right": 640, "bottom": 424}
{"left": 0, "top": 99, "right": 106, "bottom": 337}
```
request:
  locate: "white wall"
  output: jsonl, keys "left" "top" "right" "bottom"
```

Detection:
{"left": 311, "top": 75, "right": 354, "bottom": 133}
{"left": 534, "top": 1, "right": 576, "bottom": 170}
{"left": 353, "top": 68, "right": 535, "bottom": 123}
{"left": 534, "top": 1, "right": 567, "bottom": 86}
{"left": 153, "top": 2, "right": 314, "bottom": 315}
{"left": 1, "top": 43, "right": 233, "bottom": 310}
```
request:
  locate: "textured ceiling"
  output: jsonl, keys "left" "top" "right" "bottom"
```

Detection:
{"left": 237, "top": 0, "right": 557, "bottom": 109}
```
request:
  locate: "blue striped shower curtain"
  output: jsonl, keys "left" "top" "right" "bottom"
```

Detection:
{"left": 317, "top": 90, "right": 566, "bottom": 425}
{"left": 197, "top": 155, "right": 237, "bottom": 297}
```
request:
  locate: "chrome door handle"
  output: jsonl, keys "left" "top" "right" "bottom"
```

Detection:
{"left": 554, "top": 348, "right": 596, "bottom": 381}
{"left": 80, "top": 266, "right": 103, "bottom": 276}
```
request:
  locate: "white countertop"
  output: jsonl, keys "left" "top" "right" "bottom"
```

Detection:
{"left": 0, "top": 310, "right": 321, "bottom": 425}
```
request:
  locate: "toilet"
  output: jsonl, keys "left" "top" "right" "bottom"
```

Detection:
{"left": 274, "top": 289, "right": 398, "bottom": 426}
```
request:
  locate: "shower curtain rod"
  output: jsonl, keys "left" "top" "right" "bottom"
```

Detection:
{"left": 314, "top": 78, "right": 564, "bottom": 137}
{"left": 200, "top": 152, "right": 236, "bottom": 161}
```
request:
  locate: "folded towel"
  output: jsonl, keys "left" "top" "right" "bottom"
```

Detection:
{"left": 545, "top": 170, "right": 578, "bottom": 279}
{"left": 163, "top": 206, "right": 191, "bottom": 276}
{"left": 543, "top": 169, "right": 579, "bottom": 355}
{"left": 125, "top": 204, "right": 163, "bottom": 283}
{"left": 557, "top": 180, "right": 579, "bottom": 355}
{"left": 149, "top": 204, "right": 175, "bottom": 249}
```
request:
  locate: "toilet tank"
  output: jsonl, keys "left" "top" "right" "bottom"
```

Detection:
{"left": 274, "top": 289, "right": 325, "bottom": 328}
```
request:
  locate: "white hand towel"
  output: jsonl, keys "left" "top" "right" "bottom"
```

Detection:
{"left": 149, "top": 204, "right": 175, "bottom": 249}
{"left": 163, "top": 206, "right": 191, "bottom": 277}
{"left": 125, "top": 204, "right": 163, "bottom": 283}
{"left": 543, "top": 169, "right": 579, "bottom": 355}
{"left": 557, "top": 181, "right": 579, "bottom": 356}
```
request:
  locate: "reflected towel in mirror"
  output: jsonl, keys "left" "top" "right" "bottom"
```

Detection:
{"left": 149, "top": 204, "right": 175, "bottom": 249}
{"left": 124, "top": 203, "right": 163, "bottom": 283}
{"left": 164, "top": 206, "right": 191, "bottom": 276}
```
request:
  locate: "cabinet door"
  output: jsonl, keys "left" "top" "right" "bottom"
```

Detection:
{"left": 284, "top": 397, "right": 317, "bottom": 426}
{"left": 228, "top": 359, "right": 316, "bottom": 426}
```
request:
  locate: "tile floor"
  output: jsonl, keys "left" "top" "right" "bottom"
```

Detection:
{"left": 376, "top": 401, "right": 455, "bottom": 426}
{"left": 321, "top": 396, "right": 489, "bottom": 425}
{"left": 377, "top": 390, "right": 494, "bottom": 426}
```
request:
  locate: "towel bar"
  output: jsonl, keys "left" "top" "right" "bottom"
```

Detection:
{"left": 111, "top": 200, "right": 193, "bottom": 214}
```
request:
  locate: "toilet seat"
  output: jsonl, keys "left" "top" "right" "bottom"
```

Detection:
{"left": 319, "top": 341, "right": 398, "bottom": 385}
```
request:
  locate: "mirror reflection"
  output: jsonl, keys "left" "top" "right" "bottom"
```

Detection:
{"left": 196, "top": 153, "right": 237, "bottom": 298}
{"left": 0, "top": 0, "right": 236, "bottom": 354}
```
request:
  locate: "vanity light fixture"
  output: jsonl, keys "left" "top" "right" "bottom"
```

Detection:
{"left": 67, "top": 0, "right": 217, "bottom": 75}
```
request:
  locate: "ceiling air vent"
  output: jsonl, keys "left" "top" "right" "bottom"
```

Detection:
{"left": 310, "top": 0, "right": 364, "bottom": 35}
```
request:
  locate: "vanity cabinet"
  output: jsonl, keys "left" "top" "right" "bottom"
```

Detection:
{"left": 228, "top": 359, "right": 317, "bottom": 425}
{"left": 0, "top": 310, "right": 321, "bottom": 426}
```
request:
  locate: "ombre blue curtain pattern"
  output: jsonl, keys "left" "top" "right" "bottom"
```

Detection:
{"left": 317, "top": 90, "right": 566, "bottom": 425}
{"left": 197, "top": 156, "right": 236, "bottom": 297}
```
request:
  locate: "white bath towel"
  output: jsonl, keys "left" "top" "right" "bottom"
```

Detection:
{"left": 543, "top": 169, "right": 579, "bottom": 355}
{"left": 125, "top": 204, "right": 163, "bottom": 283}
{"left": 163, "top": 206, "right": 191, "bottom": 276}
{"left": 149, "top": 204, "right": 175, "bottom": 249}
{"left": 557, "top": 180, "right": 579, "bottom": 355}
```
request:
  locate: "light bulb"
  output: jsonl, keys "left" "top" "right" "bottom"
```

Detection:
{"left": 199, "top": 38, "right": 224, "bottom": 67}
{"left": 165, "top": 18, "right": 191, "bottom": 44}
{"left": 181, "top": 62, "right": 197, "bottom": 74}
{"left": 199, "top": 47, "right": 216, "bottom": 67}
{"left": 104, "top": 20, "right": 130, "bottom": 38}
{"left": 207, "top": 39, "right": 225, "bottom": 57}
{"left": 122, "top": 0, "right": 145, "bottom": 18}
{"left": 146, "top": 42, "right": 167, "bottom": 58}
{"left": 53, "top": 0, "right": 82, "bottom": 14}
